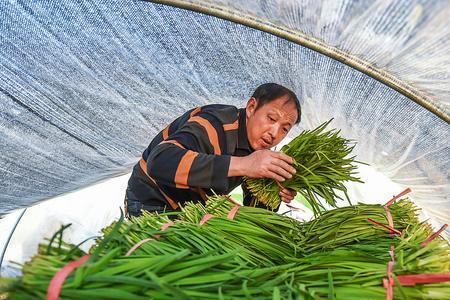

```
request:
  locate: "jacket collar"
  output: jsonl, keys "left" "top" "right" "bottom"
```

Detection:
{"left": 237, "top": 108, "right": 253, "bottom": 152}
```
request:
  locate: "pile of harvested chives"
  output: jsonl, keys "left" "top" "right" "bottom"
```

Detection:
{"left": 1, "top": 195, "right": 449, "bottom": 299}
{"left": 245, "top": 120, "right": 363, "bottom": 213}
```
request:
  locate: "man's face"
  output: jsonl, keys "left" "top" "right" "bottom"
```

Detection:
{"left": 246, "top": 95, "right": 298, "bottom": 150}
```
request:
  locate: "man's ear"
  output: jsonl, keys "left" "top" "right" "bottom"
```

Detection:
{"left": 246, "top": 97, "right": 258, "bottom": 118}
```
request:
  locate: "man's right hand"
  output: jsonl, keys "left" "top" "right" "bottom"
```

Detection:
{"left": 228, "top": 150, "right": 296, "bottom": 182}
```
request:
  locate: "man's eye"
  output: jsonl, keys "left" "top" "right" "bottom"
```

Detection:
{"left": 268, "top": 116, "right": 275, "bottom": 121}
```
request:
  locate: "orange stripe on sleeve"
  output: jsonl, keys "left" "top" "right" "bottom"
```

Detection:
{"left": 190, "top": 107, "right": 201, "bottom": 118}
{"left": 175, "top": 150, "right": 199, "bottom": 188}
{"left": 223, "top": 119, "right": 238, "bottom": 131}
{"left": 189, "top": 116, "right": 221, "bottom": 155}
{"left": 139, "top": 157, "right": 148, "bottom": 176}
{"left": 159, "top": 140, "right": 186, "bottom": 149}
{"left": 162, "top": 125, "right": 170, "bottom": 140}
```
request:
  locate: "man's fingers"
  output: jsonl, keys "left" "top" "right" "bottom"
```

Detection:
{"left": 279, "top": 188, "right": 296, "bottom": 203}
{"left": 279, "top": 190, "right": 295, "bottom": 200}
{"left": 272, "top": 151, "right": 295, "bottom": 165}
{"left": 257, "top": 151, "right": 296, "bottom": 181}
{"left": 271, "top": 159, "right": 296, "bottom": 176}
{"left": 280, "top": 189, "right": 294, "bottom": 197}
{"left": 282, "top": 188, "right": 297, "bottom": 197}
{"left": 268, "top": 164, "right": 292, "bottom": 180}
{"left": 266, "top": 171, "right": 286, "bottom": 183}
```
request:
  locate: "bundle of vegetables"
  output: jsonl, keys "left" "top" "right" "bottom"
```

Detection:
{"left": 0, "top": 209, "right": 305, "bottom": 299}
{"left": 245, "top": 120, "right": 363, "bottom": 213}
{"left": 68, "top": 195, "right": 444, "bottom": 268}
{"left": 2, "top": 196, "right": 449, "bottom": 299}
{"left": 117, "top": 195, "right": 421, "bottom": 258}
{"left": 2, "top": 242, "right": 300, "bottom": 299}
{"left": 98, "top": 197, "right": 302, "bottom": 266}
{"left": 284, "top": 226, "right": 450, "bottom": 300}
{"left": 297, "top": 199, "right": 420, "bottom": 253}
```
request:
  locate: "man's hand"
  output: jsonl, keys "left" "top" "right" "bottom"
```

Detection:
{"left": 279, "top": 188, "right": 296, "bottom": 203}
{"left": 229, "top": 150, "right": 296, "bottom": 182}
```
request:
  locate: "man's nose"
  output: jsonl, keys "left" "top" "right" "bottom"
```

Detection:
{"left": 268, "top": 124, "right": 279, "bottom": 138}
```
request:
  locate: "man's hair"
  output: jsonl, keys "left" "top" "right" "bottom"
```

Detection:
{"left": 251, "top": 83, "right": 301, "bottom": 124}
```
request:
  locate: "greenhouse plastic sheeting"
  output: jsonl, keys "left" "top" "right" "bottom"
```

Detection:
{"left": 188, "top": 0, "right": 450, "bottom": 113}
{"left": 0, "top": 0, "right": 449, "bottom": 236}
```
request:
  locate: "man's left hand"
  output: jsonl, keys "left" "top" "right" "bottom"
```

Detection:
{"left": 279, "top": 188, "right": 296, "bottom": 203}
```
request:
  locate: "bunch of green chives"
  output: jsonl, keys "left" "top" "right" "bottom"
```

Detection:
{"left": 97, "top": 197, "right": 302, "bottom": 266}
{"left": 87, "top": 196, "right": 431, "bottom": 263}
{"left": 245, "top": 120, "right": 363, "bottom": 213}
{"left": 2, "top": 196, "right": 450, "bottom": 299}
{"left": 296, "top": 200, "right": 420, "bottom": 253}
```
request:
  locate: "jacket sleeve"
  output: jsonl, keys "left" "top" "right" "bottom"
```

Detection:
{"left": 146, "top": 111, "right": 231, "bottom": 193}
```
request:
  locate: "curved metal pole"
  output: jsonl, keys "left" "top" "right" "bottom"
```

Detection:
{"left": 0, "top": 208, "right": 27, "bottom": 276}
{"left": 147, "top": 0, "right": 449, "bottom": 123}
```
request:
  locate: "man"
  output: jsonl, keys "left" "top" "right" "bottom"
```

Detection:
{"left": 125, "top": 83, "right": 301, "bottom": 217}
